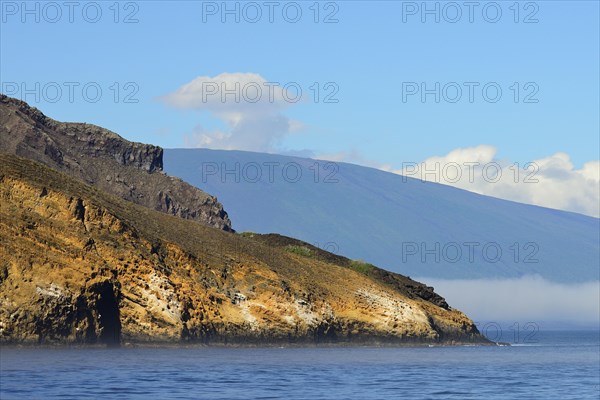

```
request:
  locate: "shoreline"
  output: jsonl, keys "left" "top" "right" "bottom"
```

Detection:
{"left": 0, "top": 339, "right": 502, "bottom": 350}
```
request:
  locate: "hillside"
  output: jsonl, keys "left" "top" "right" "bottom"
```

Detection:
{"left": 164, "top": 148, "right": 600, "bottom": 283}
{"left": 0, "top": 95, "right": 232, "bottom": 231}
{"left": 0, "top": 154, "right": 487, "bottom": 345}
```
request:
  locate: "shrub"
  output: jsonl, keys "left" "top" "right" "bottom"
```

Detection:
{"left": 238, "top": 232, "right": 256, "bottom": 238}
{"left": 348, "top": 260, "right": 375, "bottom": 275}
{"left": 284, "top": 245, "right": 312, "bottom": 257}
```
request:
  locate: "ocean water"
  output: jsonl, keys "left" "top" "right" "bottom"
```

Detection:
{"left": 1, "top": 331, "right": 599, "bottom": 399}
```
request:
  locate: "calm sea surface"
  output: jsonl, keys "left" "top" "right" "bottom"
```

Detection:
{"left": 1, "top": 331, "right": 599, "bottom": 399}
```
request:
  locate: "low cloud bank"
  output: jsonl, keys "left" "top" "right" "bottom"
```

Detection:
{"left": 417, "top": 276, "right": 600, "bottom": 329}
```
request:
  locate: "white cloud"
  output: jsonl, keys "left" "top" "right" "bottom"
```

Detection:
{"left": 161, "top": 72, "right": 302, "bottom": 152}
{"left": 385, "top": 145, "right": 600, "bottom": 217}
{"left": 419, "top": 276, "right": 600, "bottom": 328}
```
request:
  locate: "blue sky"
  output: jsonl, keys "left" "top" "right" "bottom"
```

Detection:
{"left": 1, "top": 0, "right": 599, "bottom": 168}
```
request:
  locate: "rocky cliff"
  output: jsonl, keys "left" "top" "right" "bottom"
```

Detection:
{"left": 0, "top": 154, "right": 488, "bottom": 346}
{"left": 0, "top": 94, "right": 232, "bottom": 231}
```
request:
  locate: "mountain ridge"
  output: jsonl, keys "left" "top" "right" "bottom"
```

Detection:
{"left": 0, "top": 94, "right": 233, "bottom": 231}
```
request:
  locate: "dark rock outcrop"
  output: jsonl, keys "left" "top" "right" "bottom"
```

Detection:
{"left": 0, "top": 94, "right": 232, "bottom": 231}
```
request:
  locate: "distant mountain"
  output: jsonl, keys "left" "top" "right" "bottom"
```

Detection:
{"left": 165, "top": 149, "right": 600, "bottom": 283}
{"left": 0, "top": 154, "right": 486, "bottom": 345}
{"left": 0, "top": 95, "right": 232, "bottom": 231}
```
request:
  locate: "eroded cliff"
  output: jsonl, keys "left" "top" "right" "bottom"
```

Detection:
{"left": 0, "top": 94, "right": 232, "bottom": 231}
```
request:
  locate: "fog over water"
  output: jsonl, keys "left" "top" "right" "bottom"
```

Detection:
{"left": 420, "top": 276, "right": 600, "bottom": 329}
